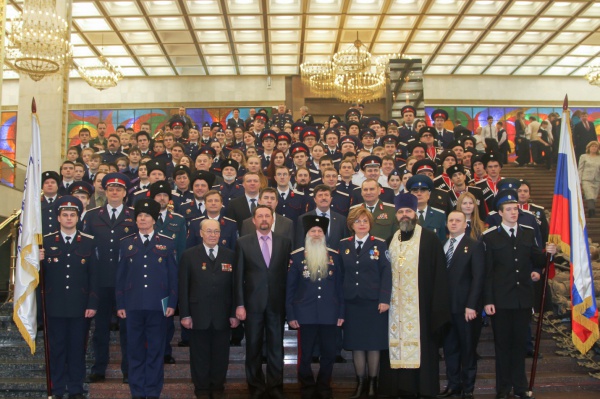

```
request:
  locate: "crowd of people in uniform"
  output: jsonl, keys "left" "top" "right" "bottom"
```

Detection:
{"left": 38, "top": 103, "right": 573, "bottom": 399}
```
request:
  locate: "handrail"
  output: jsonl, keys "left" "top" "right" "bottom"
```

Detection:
{"left": 0, "top": 155, "right": 28, "bottom": 168}
{"left": 0, "top": 209, "right": 21, "bottom": 303}
{"left": 0, "top": 209, "right": 21, "bottom": 232}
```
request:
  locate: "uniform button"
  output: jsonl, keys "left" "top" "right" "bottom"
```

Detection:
{"left": 110, "top": 259, "right": 113, "bottom": 262}
{"left": 144, "top": 265, "right": 147, "bottom": 268}
{"left": 318, "top": 278, "right": 321, "bottom": 281}
{"left": 516, "top": 270, "right": 519, "bottom": 273}
{"left": 514, "top": 259, "right": 518, "bottom": 262}
{"left": 356, "top": 261, "right": 359, "bottom": 264}
{"left": 356, "top": 282, "right": 359, "bottom": 285}
{"left": 144, "top": 255, "right": 147, "bottom": 258}
{"left": 110, "top": 249, "right": 113, "bottom": 252}
{"left": 66, "top": 286, "right": 69, "bottom": 289}
{"left": 517, "top": 282, "right": 520, "bottom": 285}
{"left": 110, "top": 239, "right": 114, "bottom": 242}
{"left": 318, "top": 287, "right": 321, "bottom": 290}
{"left": 111, "top": 230, "right": 114, "bottom": 233}
{"left": 144, "top": 285, "right": 148, "bottom": 288}
{"left": 144, "top": 275, "right": 147, "bottom": 278}
{"left": 67, "top": 254, "right": 70, "bottom": 257}
{"left": 49, "top": 210, "right": 52, "bottom": 213}
{"left": 66, "top": 265, "right": 70, "bottom": 268}
{"left": 356, "top": 271, "right": 359, "bottom": 274}
{"left": 66, "top": 275, "right": 69, "bottom": 278}
{"left": 49, "top": 224, "right": 52, "bottom": 228}
{"left": 318, "top": 295, "right": 321, "bottom": 299}
{"left": 514, "top": 247, "right": 517, "bottom": 250}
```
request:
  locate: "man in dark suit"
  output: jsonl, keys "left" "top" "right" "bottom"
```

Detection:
{"left": 179, "top": 218, "right": 239, "bottom": 399}
{"left": 227, "top": 108, "right": 245, "bottom": 130}
{"left": 296, "top": 184, "right": 349, "bottom": 250}
{"left": 439, "top": 211, "right": 485, "bottom": 399}
{"left": 100, "top": 134, "right": 126, "bottom": 164}
{"left": 226, "top": 172, "right": 262, "bottom": 232}
{"left": 573, "top": 111, "right": 597, "bottom": 163}
{"left": 234, "top": 205, "right": 292, "bottom": 399}
{"left": 407, "top": 175, "right": 447, "bottom": 242}
{"left": 240, "top": 187, "right": 294, "bottom": 241}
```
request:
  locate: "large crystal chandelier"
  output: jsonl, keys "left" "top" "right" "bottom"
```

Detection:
{"left": 585, "top": 64, "right": 600, "bottom": 87}
{"left": 77, "top": 56, "right": 124, "bottom": 91}
{"left": 300, "top": 36, "right": 390, "bottom": 104}
{"left": 5, "top": 0, "right": 72, "bottom": 82}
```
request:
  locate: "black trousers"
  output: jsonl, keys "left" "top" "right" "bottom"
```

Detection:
{"left": 516, "top": 137, "right": 531, "bottom": 165}
{"left": 91, "top": 287, "right": 128, "bottom": 375}
{"left": 298, "top": 324, "right": 337, "bottom": 399}
{"left": 442, "top": 313, "right": 479, "bottom": 393}
{"left": 245, "top": 309, "right": 285, "bottom": 399}
{"left": 48, "top": 317, "right": 88, "bottom": 396}
{"left": 190, "top": 326, "right": 231, "bottom": 395}
{"left": 491, "top": 308, "right": 531, "bottom": 395}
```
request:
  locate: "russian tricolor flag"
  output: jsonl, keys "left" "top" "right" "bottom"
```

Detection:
{"left": 549, "top": 96, "right": 599, "bottom": 354}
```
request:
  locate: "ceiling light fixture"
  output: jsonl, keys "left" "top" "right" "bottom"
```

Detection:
{"left": 585, "top": 64, "right": 600, "bottom": 87}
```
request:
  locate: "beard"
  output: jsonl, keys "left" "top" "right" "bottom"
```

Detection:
{"left": 399, "top": 215, "right": 417, "bottom": 232}
{"left": 304, "top": 235, "right": 329, "bottom": 282}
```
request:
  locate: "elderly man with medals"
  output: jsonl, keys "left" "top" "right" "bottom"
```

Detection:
{"left": 378, "top": 192, "right": 451, "bottom": 398}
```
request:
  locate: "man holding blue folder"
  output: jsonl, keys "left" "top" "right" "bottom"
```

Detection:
{"left": 116, "top": 198, "right": 178, "bottom": 399}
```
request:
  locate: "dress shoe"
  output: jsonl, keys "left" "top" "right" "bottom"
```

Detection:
{"left": 335, "top": 355, "right": 347, "bottom": 363}
{"left": 462, "top": 393, "right": 474, "bottom": 399}
{"left": 229, "top": 339, "right": 241, "bottom": 347}
{"left": 178, "top": 340, "right": 190, "bottom": 347}
{"left": 514, "top": 392, "right": 535, "bottom": 399}
{"left": 164, "top": 354, "right": 176, "bottom": 364}
{"left": 437, "top": 387, "right": 462, "bottom": 398}
{"left": 122, "top": 373, "right": 128, "bottom": 384}
{"left": 86, "top": 373, "right": 105, "bottom": 383}
{"left": 367, "top": 376, "right": 378, "bottom": 398}
{"left": 349, "top": 376, "right": 366, "bottom": 399}
{"left": 312, "top": 356, "right": 320, "bottom": 363}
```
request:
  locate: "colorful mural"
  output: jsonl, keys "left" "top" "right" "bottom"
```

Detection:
{"left": 0, "top": 112, "right": 17, "bottom": 187}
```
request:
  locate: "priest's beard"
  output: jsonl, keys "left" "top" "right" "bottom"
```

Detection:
{"left": 399, "top": 215, "right": 417, "bottom": 232}
{"left": 304, "top": 235, "right": 328, "bottom": 282}
{"left": 296, "top": 182, "right": 310, "bottom": 191}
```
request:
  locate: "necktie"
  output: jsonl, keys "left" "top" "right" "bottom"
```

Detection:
{"left": 250, "top": 199, "right": 257, "bottom": 212}
{"left": 509, "top": 227, "right": 516, "bottom": 241}
{"left": 446, "top": 238, "right": 456, "bottom": 267}
{"left": 356, "top": 240, "right": 363, "bottom": 255}
{"left": 321, "top": 212, "right": 327, "bottom": 218}
{"left": 90, "top": 174, "right": 95, "bottom": 181}
{"left": 141, "top": 185, "right": 148, "bottom": 190}
{"left": 111, "top": 208, "right": 117, "bottom": 223}
{"left": 280, "top": 192, "right": 286, "bottom": 201}
{"left": 197, "top": 202, "right": 203, "bottom": 213}
{"left": 143, "top": 234, "right": 150, "bottom": 247}
{"left": 368, "top": 206, "right": 374, "bottom": 213}
{"left": 65, "top": 236, "right": 71, "bottom": 245}
{"left": 209, "top": 248, "right": 216, "bottom": 261}
{"left": 260, "top": 235, "right": 271, "bottom": 267}
{"left": 159, "top": 214, "right": 164, "bottom": 225}
{"left": 65, "top": 182, "right": 70, "bottom": 189}
{"left": 48, "top": 198, "right": 54, "bottom": 203}
{"left": 418, "top": 210, "right": 425, "bottom": 224}
{"left": 266, "top": 156, "right": 270, "bottom": 163}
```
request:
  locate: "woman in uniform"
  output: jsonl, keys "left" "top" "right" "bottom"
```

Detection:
{"left": 338, "top": 207, "right": 392, "bottom": 398}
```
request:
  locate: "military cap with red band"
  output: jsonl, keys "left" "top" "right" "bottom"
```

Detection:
{"left": 277, "top": 132, "right": 292, "bottom": 143}
{"left": 260, "top": 130, "right": 278, "bottom": 142}
{"left": 55, "top": 195, "right": 84, "bottom": 214}
{"left": 101, "top": 172, "right": 130, "bottom": 190}
{"left": 254, "top": 112, "right": 269, "bottom": 123}
{"left": 401, "top": 105, "right": 416, "bottom": 116}
{"left": 431, "top": 108, "right": 449, "bottom": 121}
{"left": 301, "top": 126, "right": 320, "bottom": 142}
{"left": 290, "top": 142, "right": 310, "bottom": 155}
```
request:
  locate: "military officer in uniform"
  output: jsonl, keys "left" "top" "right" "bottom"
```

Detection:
{"left": 475, "top": 152, "right": 504, "bottom": 212}
{"left": 349, "top": 179, "right": 397, "bottom": 241}
{"left": 350, "top": 156, "right": 395, "bottom": 205}
{"left": 187, "top": 190, "right": 239, "bottom": 251}
{"left": 83, "top": 173, "right": 137, "bottom": 384}
{"left": 483, "top": 190, "right": 556, "bottom": 399}
{"left": 275, "top": 165, "right": 314, "bottom": 224}
{"left": 41, "top": 196, "right": 98, "bottom": 399}
{"left": 398, "top": 105, "right": 417, "bottom": 143}
{"left": 446, "top": 165, "right": 488, "bottom": 219}
{"left": 172, "top": 165, "right": 195, "bottom": 209}
{"left": 42, "top": 171, "right": 61, "bottom": 234}
{"left": 179, "top": 171, "right": 217, "bottom": 226}
{"left": 287, "top": 215, "right": 344, "bottom": 399}
{"left": 216, "top": 159, "right": 245, "bottom": 206}
{"left": 116, "top": 198, "right": 178, "bottom": 399}
{"left": 406, "top": 175, "right": 447, "bottom": 242}
{"left": 517, "top": 179, "right": 549, "bottom": 243}
{"left": 410, "top": 159, "right": 454, "bottom": 215}
{"left": 299, "top": 106, "right": 314, "bottom": 126}
{"left": 431, "top": 109, "right": 454, "bottom": 149}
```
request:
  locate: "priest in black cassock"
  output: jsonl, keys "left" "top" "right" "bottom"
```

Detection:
{"left": 379, "top": 192, "right": 451, "bottom": 398}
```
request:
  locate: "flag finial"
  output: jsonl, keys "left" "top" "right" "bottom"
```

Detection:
{"left": 31, "top": 98, "right": 37, "bottom": 113}
{"left": 563, "top": 94, "right": 568, "bottom": 111}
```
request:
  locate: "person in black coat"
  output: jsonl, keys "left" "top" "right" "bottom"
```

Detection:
{"left": 226, "top": 172, "right": 261, "bottom": 232}
{"left": 483, "top": 190, "right": 556, "bottom": 399}
{"left": 234, "top": 205, "right": 292, "bottom": 399}
{"left": 439, "top": 211, "right": 485, "bottom": 399}
{"left": 573, "top": 111, "right": 597, "bottom": 163}
{"left": 40, "top": 196, "right": 98, "bottom": 399}
{"left": 179, "top": 219, "right": 239, "bottom": 399}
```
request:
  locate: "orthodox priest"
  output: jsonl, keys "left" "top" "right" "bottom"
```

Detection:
{"left": 379, "top": 192, "right": 451, "bottom": 398}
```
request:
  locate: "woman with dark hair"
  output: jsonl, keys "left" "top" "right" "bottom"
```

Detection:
{"left": 265, "top": 149, "right": 287, "bottom": 187}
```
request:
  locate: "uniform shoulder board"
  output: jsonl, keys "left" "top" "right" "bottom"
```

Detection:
{"left": 521, "top": 209, "right": 533, "bottom": 215}
{"left": 469, "top": 186, "right": 482, "bottom": 192}
{"left": 352, "top": 186, "right": 361, "bottom": 191}
{"left": 79, "top": 232, "right": 94, "bottom": 239}
{"left": 128, "top": 206, "right": 135, "bottom": 211}
{"left": 340, "top": 237, "right": 352, "bottom": 241}
{"left": 291, "top": 189, "right": 305, "bottom": 196}
{"left": 446, "top": 129, "right": 454, "bottom": 134}
{"left": 170, "top": 212, "right": 183, "bottom": 218}
{"left": 372, "top": 237, "right": 386, "bottom": 242}
{"left": 487, "top": 211, "right": 497, "bottom": 216}
{"left": 382, "top": 202, "right": 395, "bottom": 208}
{"left": 335, "top": 190, "right": 349, "bottom": 197}
{"left": 531, "top": 203, "right": 544, "bottom": 210}
{"left": 158, "top": 233, "right": 174, "bottom": 240}
{"left": 97, "top": 150, "right": 106, "bottom": 154}
{"left": 290, "top": 247, "right": 304, "bottom": 255}
{"left": 222, "top": 216, "right": 236, "bottom": 223}
{"left": 86, "top": 206, "right": 101, "bottom": 212}
{"left": 171, "top": 191, "right": 182, "bottom": 198}
{"left": 327, "top": 247, "right": 339, "bottom": 254}
{"left": 349, "top": 203, "right": 363, "bottom": 210}
{"left": 44, "top": 231, "right": 59, "bottom": 238}
{"left": 519, "top": 224, "right": 534, "bottom": 230}
{"left": 190, "top": 216, "right": 205, "bottom": 222}
{"left": 120, "top": 233, "right": 136, "bottom": 241}
{"left": 133, "top": 188, "right": 148, "bottom": 195}
{"left": 431, "top": 207, "right": 445, "bottom": 214}
{"left": 435, "top": 187, "right": 449, "bottom": 193}
{"left": 483, "top": 226, "right": 496, "bottom": 235}
{"left": 433, "top": 175, "right": 443, "bottom": 181}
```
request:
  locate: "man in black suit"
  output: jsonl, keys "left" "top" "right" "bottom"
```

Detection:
{"left": 296, "top": 184, "right": 349, "bottom": 250}
{"left": 226, "top": 172, "right": 261, "bottom": 232}
{"left": 240, "top": 187, "right": 295, "bottom": 241}
{"left": 179, "top": 219, "right": 239, "bottom": 399}
{"left": 227, "top": 108, "right": 245, "bottom": 130}
{"left": 235, "top": 205, "right": 292, "bottom": 399}
{"left": 573, "top": 111, "right": 597, "bottom": 163}
{"left": 439, "top": 211, "right": 485, "bottom": 399}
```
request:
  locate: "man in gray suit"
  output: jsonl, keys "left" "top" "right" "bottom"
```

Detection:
{"left": 240, "top": 188, "right": 294, "bottom": 243}
{"left": 295, "top": 184, "right": 349, "bottom": 251}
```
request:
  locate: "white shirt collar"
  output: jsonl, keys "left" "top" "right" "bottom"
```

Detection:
{"left": 203, "top": 243, "right": 218, "bottom": 257}
{"left": 60, "top": 230, "right": 76, "bottom": 243}
{"left": 354, "top": 234, "right": 369, "bottom": 246}
{"left": 501, "top": 223, "right": 517, "bottom": 236}
{"left": 445, "top": 233, "right": 465, "bottom": 252}
{"left": 139, "top": 230, "right": 154, "bottom": 242}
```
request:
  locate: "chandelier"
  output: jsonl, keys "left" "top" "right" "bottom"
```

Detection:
{"left": 585, "top": 64, "right": 600, "bottom": 86}
{"left": 77, "top": 56, "right": 124, "bottom": 91}
{"left": 5, "top": 0, "right": 72, "bottom": 82}
{"left": 300, "top": 36, "right": 391, "bottom": 104}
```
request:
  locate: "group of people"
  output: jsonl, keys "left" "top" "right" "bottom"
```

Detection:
{"left": 38, "top": 103, "right": 587, "bottom": 399}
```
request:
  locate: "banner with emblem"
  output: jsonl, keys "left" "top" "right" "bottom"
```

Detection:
{"left": 13, "top": 99, "right": 43, "bottom": 354}
{"left": 548, "top": 96, "right": 599, "bottom": 354}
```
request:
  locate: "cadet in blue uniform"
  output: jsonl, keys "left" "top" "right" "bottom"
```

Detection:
{"left": 83, "top": 173, "right": 137, "bottom": 383}
{"left": 407, "top": 175, "right": 447, "bottom": 242}
{"left": 41, "top": 196, "right": 98, "bottom": 399}
{"left": 339, "top": 207, "right": 392, "bottom": 399}
{"left": 149, "top": 181, "right": 187, "bottom": 364}
{"left": 41, "top": 171, "right": 61, "bottom": 234}
{"left": 68, "top": 181, "right": 94, "bottom": 231}
{"left": 287, "top": 215, "right": 344, "bottom": 399}
{"left": 215, "top": 159, "right": 245, "bottom": 206}
{"left": 116, "top": 198, "right": 178, "bottom": 399}
{"left": 179, "top": 171, "right": 217, "bottom": 226}
{"left": 172, "top": 165, "right": 194, "bottom": 211}
{"left": 186, "top": 190, "right": 238, "bottom": 251}
{"left": 483, "top": 190, "right": 556, "bottom": 399}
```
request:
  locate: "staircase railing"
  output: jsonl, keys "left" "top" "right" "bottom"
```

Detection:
{"left": 0, "top": 209, "right": 21, "bottom": 303}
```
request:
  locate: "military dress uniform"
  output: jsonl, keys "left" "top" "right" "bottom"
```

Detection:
{"left": 42, "top": 195, "right": 60, "bottom": 234}
{"left": 417, "top": 206, "right": 447, "bottom": 243}
{"left": 213, "top": 181, "right": 245, "bottom": 206}
{"left": 520, "top": 203, "right": 548, "bottom": 243}
{"left": 475, "top": 177, "right": 502, "bottom": 212}
{"left": 43, "top": 229, "right": 98, "bottom": 398}
{"left": 350, "top": 185, "right": 395, "bottom": 206}
{"left": 349, "top": 202, "right": 397, "bottom": 241}
{"left": 276, "top": 188, "right": 315, "bottom": 224}
{"left": 286, "top": 246, "right": 343, "bottom": 399}
{"left": 186, "top": 215, "right": 238, "bottom": 251}
{"left": 329, "top": 189, "right": 351, "bottom": 217}
{"left": 116, "top": 232, "right": 178, "bottom": 399}
{"left": 83, "top": 204, "right": 137, "bottom": 379}
{"left": 179, "top": 199, "right": 206, "bottom": 227}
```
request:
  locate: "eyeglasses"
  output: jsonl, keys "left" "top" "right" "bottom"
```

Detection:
{"left": 201, "top": 230, "right": 221, "bottom": 236}
{"left": 353, "top": 219, "right": 370, "bottom": 225}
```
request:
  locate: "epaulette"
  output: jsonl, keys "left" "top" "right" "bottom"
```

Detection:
{"left": 133, "top": 188, "right": 148, "bottom": 195}
{"left": 483, "top": 226, "right": 496, "bottom": 235}
{"left": 434, "top": 187, "right": 449, "bottom": 193}
{"left": 158, "top": 233, "right": 174, "bottom": 240}
{"left": 488, "top": 211, "right": 497, "bottom": 216}
{"left": 382, "top": 202, "right": 395, "bottom": 207}
{"left": 128, "top": 206, "right": 135, "bottom": 211}
{"left": 349, "top": 203, "right": 362, "bottom": 209}
{"left": 290, "top": 247, "right": 304, "bottom": 255}
{"left": 86, "top": 206, "right": 101, "bottom": 212}
{"left": 335, "top": 190, "right": 349, "bottom": 197}
{"left": 223, "top": 216, "right": 236, "bottom": 223}
{"left": 530, "top": 203, "right": 544, "bottom": 210}
{"left": 433, "top": 175, "right": 443, "bottom": 181}
{"left": 44, "top": 231, "right": 59, "bottom": 238}
{"left": 120, "top": 233, "right": 136, "bottom": 241}
{"left": 97, "top": 150, "right": 106, "bottom": 154}
{"left": 353, "top": 186, "right": 361, "bottom": 191}
{"left": 521, "top": 209, "right": 533, "bottom": 215}
{"left": 372, "top": 237, "right": 385, "bottom": 242}
{"left": 340, "top": 237, "right": 352, "bottom": 241}
{"left": 327, "top": 247, "right": 339, "bottom": 254}
{"left": 291, "top": 189, "right": 305, "bottom": 196}
{"left": 170, "top": 212, "right": 184, "bottom": 218}
{"left": 431, "top": 207, "right": 445, "bottom": 214}
{"left": 171, "top": 191, "right": 182, "bottom": 198}
{"left": 519, "top": 224, "right": 534, "bottom": 230}
{"left": 310, "top": 178, "right": 321, "bottom": 184}
{"left": 79, "top": 232, "right": 94, "bottom": 239}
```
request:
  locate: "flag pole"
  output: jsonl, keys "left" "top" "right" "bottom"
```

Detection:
{"left": 32, "top": 98, "right": 53, "bottom": 399}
